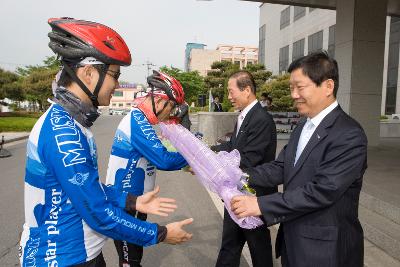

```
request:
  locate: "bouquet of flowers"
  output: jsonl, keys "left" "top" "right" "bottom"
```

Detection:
{"left": 160, "top": 123, "right": 263, "bottom": 229}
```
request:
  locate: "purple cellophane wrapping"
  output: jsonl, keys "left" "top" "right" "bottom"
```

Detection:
{"left": 160, "top": 123, "right": 263, "bottom": 229}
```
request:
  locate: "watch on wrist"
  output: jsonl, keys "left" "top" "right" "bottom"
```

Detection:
{"left": 237, "top": 173, "right": 256, "bottom": 196}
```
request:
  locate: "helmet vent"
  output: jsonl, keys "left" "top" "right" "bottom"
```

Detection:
{"left": 103, "top": 40, "right": 115, "bottom": 50}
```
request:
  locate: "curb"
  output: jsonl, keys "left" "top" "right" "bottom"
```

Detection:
{"left": 3, "top": 134, "right": 30, "bottom": 144}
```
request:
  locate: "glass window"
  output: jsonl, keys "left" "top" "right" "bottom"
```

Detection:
{"left": 328, "top": 25, "right": 336, "bottom": 58}
{"left": 259, "top": 24, "right": 266, "bottom": 65}
{"left": 294, "top": 6, "right": 306, "bottom": 22}
{"left": 280, "top": 7, "right": 290, "bottom": 30}
{"left": 386, "top": 87, "right": 397, "bottom": 114}
{"left": 279, "top": 45, "right": 289, "bottom": 73}
{"left": 118, "top": 103, "right": 123, "bottom": 107}
{"left": 385, "top": 17, "right": 400, "bottom": 114}
{"left": 308, "top": 30, "right": 323, "bottom": 54}
{"left": 292, "top": 38, "right": 305, "bottom": 61}
{"left": 113, "top": 91, "right": 123, "bottom": 97}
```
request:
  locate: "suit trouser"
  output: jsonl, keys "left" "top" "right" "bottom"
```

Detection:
{"left": 216, "top": 208, "right": 273, "bottom": 267}
{"left": 280, "top": 236, "right": 290, "bottom": 267}
{"left": 113, "top": 211, "right": 148, "bottom": 267}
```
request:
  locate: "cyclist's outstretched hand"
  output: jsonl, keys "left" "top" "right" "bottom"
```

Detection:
{"left": 136, "top": 186, "right": 177, "bottom": 216}
{"left": 164, "top": 218, "right": 194, "bottom": 244}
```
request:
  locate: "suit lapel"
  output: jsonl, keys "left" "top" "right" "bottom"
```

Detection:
{"left": 287, "top": 106, "right": 343, "bottom": 183}
{"left": 288, "top": 127, "right": 328, "bottom": 181}
{"left": 235, "top": 103, "right": 259, "bottom": 142}
{"left": 230, "top": 123, "right": 238, "bottom": 144}
{"left": 286, "top": 118, "right": 306, "bottom": 167}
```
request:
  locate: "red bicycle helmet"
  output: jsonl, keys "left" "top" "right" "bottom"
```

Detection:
{"left": 48, "top": 17, "right": 131, "bottom": 107}
{"left": 48, "top": 17, "right": 131, "bottom": 66}
{"left": 147, "top": 70, "right": 185, "bottom": 105}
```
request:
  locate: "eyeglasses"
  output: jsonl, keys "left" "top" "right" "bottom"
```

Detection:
{"left": 169, "top": 101, "right": 180, "bottom": 117}
{"left": 106, "top": 69, "right": 121, "bottom": 80}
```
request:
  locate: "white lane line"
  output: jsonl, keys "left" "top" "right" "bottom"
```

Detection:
{"left": 206, "top": 189, "right": 253, "bottom": 266}
{"left": 206, "top": 189, "right": 280, "bottom": 267}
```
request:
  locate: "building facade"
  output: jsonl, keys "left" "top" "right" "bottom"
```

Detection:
{"left": 188, "top": 49, "right": 220, "bottom": 76}
{"left": 259, "top": 4, "right": 400, "bottom": 115}
{"left": 108, "top": 84, "right": 144, "bottom": 110}
{"left": 188, "top": 44, "right": 258, "bottom": 76}
{"left": 184, "top": 43, "right": 207, "bottom": 72}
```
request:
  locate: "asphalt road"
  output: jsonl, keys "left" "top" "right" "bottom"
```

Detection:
{"left": 0, "top": 115, "right": 256, "bottom": 266}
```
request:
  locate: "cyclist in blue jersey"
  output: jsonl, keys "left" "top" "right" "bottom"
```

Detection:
{"left": 19, "top": 17, "right": 193, "bottom": 267}
{"left": 106, "top": 70, "right": 189, "bottom": 267}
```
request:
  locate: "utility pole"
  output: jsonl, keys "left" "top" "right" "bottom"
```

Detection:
{"left": 142, "top": 60, "right": 156, "bottom": 78}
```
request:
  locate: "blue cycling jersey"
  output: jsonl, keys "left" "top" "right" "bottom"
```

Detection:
{"left": 19, "top": 103, "right": 159, "bottom": 267}
{"left": 106, "top": 108, "right": 187, "bottom": 196}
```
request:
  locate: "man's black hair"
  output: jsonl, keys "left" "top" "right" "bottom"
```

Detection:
{"left": 261, "top": 92, "right": 269, "bottom": 98}
{"left": 229, "top": 70, "right": 256, "bottom": 94}
{"left": 287, "top": 51, "right": 339, "bottom": 97}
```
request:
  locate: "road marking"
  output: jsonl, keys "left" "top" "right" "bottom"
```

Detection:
{"left": 206, "top": 189, "right": 280, "bottom": 267}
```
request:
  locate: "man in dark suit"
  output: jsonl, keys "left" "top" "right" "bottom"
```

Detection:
{"left": 211, "top": 70, "right": 277, "bottom": 267}
{"left": 231, "top": 51, "right": 367, "bottom": 267}
{"left": 213, "top": 96, "right": 223, "bottom": 112}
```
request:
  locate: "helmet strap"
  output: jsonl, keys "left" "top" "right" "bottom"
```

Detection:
{"left": 92, "top": 64, "right": 109, "bottom": 107}
{"left": 150, "top": 87, "right": 172, "bottom": 118}
{"left": 61, "top": 62, "right": 109, "bottom": 108}
{"left": 150, "top": 86, "right": 158, "bottom": 116}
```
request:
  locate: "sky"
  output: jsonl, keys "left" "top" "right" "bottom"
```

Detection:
{"left": 0, "top": 0, "right": 261, "bottom": 84}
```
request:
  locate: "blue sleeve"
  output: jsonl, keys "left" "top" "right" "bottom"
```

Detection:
{"left": 130, "top": 113, "right": 187, "bottom": 170}
{"left": 102, "top": 184, "right": 128, "bottom": 209}
{"left": 42, "top": 123, "right": 158, "bottom": 247}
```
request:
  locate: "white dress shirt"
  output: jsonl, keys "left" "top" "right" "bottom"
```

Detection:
{"left": 294, "top": 101, "right": 338, "bottom": 165}
{"left": 236, "top": 99, "right": 258, "bottom": 136}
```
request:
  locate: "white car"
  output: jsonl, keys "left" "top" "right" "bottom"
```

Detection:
{"left": 109, "top": 109, "right": 124, "bottom": 115}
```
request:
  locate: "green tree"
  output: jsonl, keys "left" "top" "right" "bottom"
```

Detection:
{"left": 16, "top": 56, "right": 60, "bottom": 77}
{"left": 204, "top": 62, "right": 272, "bottom": 111}
{"left": 159, "top": 66, "right": 205, "bottom": 104}
{"left": 3, "top": 80, "right": 25, "bottom": 102}
{"left": 0, "top": 68, "right": 20, "bottom": 99}
{"left": 16, "top": 56, "right": 60, "bottom": 111}
{"left": 260, "top": 74, "right": 295, "bottom": 112}
{"left": 23, "top": 67, "right": 58, "bottom": 111}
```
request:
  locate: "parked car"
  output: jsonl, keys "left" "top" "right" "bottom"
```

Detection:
{"left": 109, "top": 109, "right": 125, "bottom": 115}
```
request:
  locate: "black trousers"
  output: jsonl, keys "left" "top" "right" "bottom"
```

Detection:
{"left": 113, "top": 211, "right": 148, "bottom": 267}
{"left": 72, "top": 252, "right": 106, "bottom": 267}
{"left": 215, "top": 208, "right": 273, "bottom": 267}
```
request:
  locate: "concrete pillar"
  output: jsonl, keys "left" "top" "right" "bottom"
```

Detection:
{"left": 197, "top": 112, "right": 239, "bottom": 145}
{"left": 335, "top": 0, "right": 388, "bottom": 146}
{"left": 380, "top": 17, "right": 391, "bottom": 116}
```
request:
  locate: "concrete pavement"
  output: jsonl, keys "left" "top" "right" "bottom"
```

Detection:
{"left": 1, "top": 114, "right": 400, "bottom": 266}
{"left": 0, "top": 115, "right": 250, "bottom": 266}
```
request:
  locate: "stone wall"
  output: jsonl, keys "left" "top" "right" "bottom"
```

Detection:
{"left": 197, "top": 112, "right": 239, "bottom": 145}
{"left": 380, "top": 120, "right": 400, "bottom": 138}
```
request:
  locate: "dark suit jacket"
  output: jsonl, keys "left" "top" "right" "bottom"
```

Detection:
{"left": 247, "top": 106, "right": 367, "bottom": 267}
{"left": 212, "top": 102, "right": 277, "bottom": 196}
{"left": 214, "top": 102, "right": 223, "bottom": 112}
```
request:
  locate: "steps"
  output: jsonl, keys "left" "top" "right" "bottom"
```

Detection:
{"left": 359, "top": 187, "right": 400, "bottom": 265}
